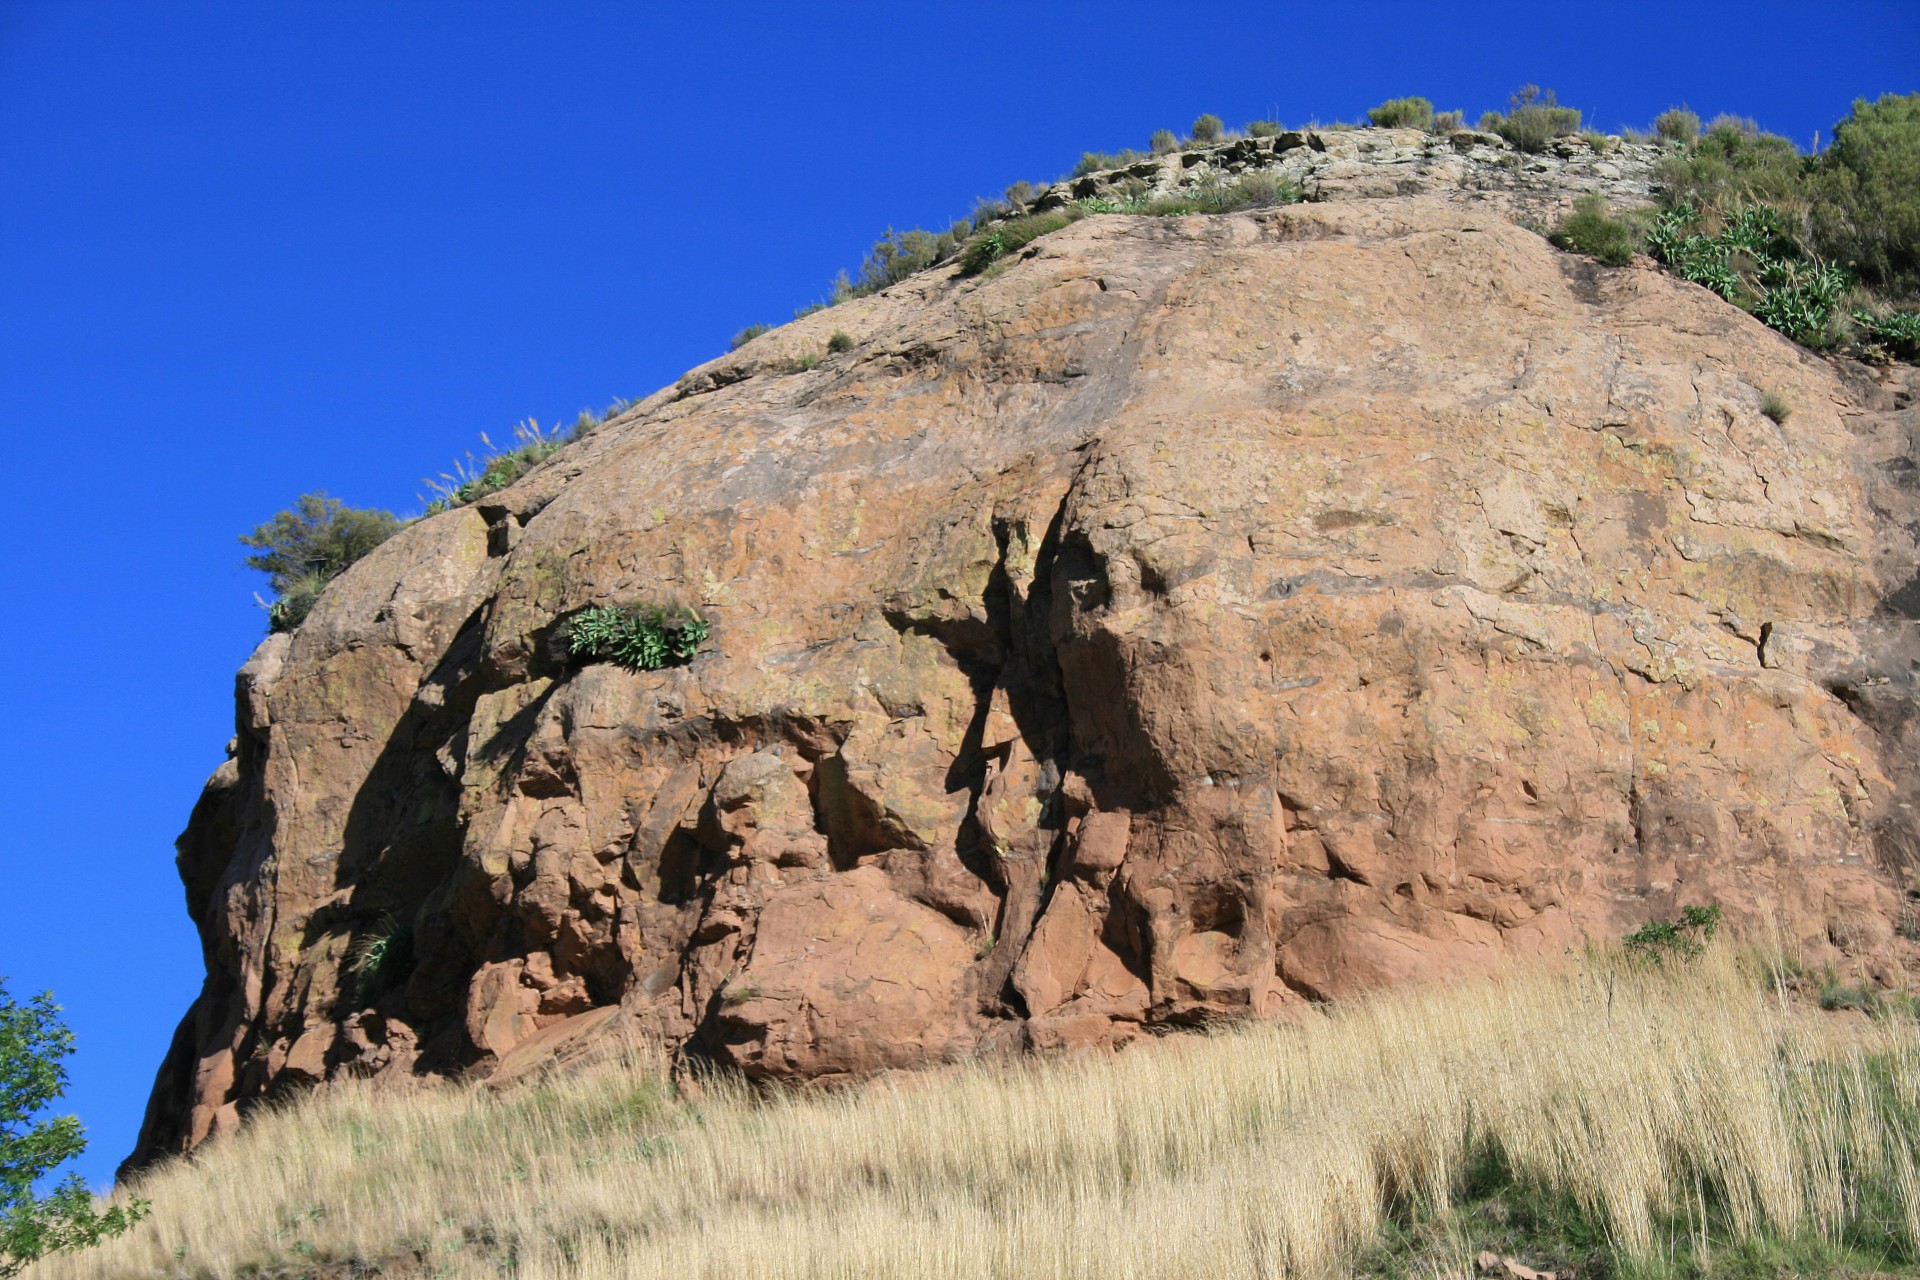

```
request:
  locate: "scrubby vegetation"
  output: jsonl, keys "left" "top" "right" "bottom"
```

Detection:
{"left": 45, "top": 948, "right": 1920, "bottom": 1280}
{"left": 240, "top": 493, "right": 401, "bottom": 632}
{"left": 566, "top": 603, "right": 709, "bottom": 672}
{"left": 1527, "top": 92, "right": 1920, "bottom": 362}
{"left": 242, "top": 400, "right": 634, "bottom": 633}
{"left": 423, "top": 419, "right": 569, "bottom": 514}
{"left": 1549, "top": 193, "right": 1636, "bottom": 266}
{"left": 1367, "top": 95, "right": 1434, "bottom": 131}
{"left": 1479, "top": 84, "right": 1583, "bottom": 154}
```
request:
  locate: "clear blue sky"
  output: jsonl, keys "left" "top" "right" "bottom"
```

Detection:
{"left": 1, "top": 0, "right": 1914, "bottom": 1188}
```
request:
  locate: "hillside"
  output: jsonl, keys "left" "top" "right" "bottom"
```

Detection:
{"left": 122, "top": 114, "right": 1920, "bottom": 1182}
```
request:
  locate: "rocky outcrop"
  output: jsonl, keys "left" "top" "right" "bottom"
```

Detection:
{"left": 1037, "top": 125, "right": 1663, "bottom": 225}
{"left": 128, "top": 170, "right": 1920, "bottom": 1171}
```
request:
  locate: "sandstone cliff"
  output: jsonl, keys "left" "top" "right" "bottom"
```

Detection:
{"left": 128, "top": 131, "right": 1920, "bottom": 1170}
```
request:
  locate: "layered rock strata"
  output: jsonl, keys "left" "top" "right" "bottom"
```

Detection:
{"left": 129, "top": 184, "right": 1920, "bottom": 1170}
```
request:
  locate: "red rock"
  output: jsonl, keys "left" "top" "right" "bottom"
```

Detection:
{"left": 125, "top": 186, "right": 1920, "bottom": 1171}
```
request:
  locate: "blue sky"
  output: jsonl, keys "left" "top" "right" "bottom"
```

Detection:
{"left": 0, "top": 0, "right": 1914, "bottom": 1189}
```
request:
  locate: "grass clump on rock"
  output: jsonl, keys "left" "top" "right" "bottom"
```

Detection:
{"left": 1549, "top": 193, "right": 1636, "bottom": 266}
{"left": 959, "top": 207, "right": 1085, "bottom": 276}
{"left": 423, "top": 420, "right": 566, "bottom": 514}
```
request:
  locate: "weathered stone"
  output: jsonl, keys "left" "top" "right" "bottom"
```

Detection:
{"left": 126, "top": 173, "right": 1920, "bottom": 1172}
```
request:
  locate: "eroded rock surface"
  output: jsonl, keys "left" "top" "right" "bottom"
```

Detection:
{"left": 128, "top": 185, "right": 1920, "bottom": 1171}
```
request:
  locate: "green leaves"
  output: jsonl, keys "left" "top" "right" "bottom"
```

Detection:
{"left": 1622, "top": 904, "right": 1723, "bottom": 966}
{"left": 566, "top": 604, "right": 709, "bottom": 673}
{"left": 1647, "top": 202, "right": 1850, "bottom": 347}
{"left": 0, "top": 979, "right": 148, "bottom": 1275}
{"left": 239, "top": 493, "right": 401, "bottom": 632}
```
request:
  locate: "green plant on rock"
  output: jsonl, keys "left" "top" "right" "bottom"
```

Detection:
{"left": 1853, "top": 309, "right": 1920, "bottom": 361}
{"left": 1479, "top": 84, "right": 1582, "bottom": 154}
{"left": 959, "top": 207, "right": 1084, "bottom": 276}
{"left": 1, "top": 979, "right": 149, "bottom": 1276}
{"left": 1622, "top": 903, "right": 1722, "bottom": 966}
{"left": 1549, "top": 194, "right": 1636, "bottom": 266}
{"left": 1190, "top": 113, "right": 1224, "bottom": 144}
{"left": 1367, "top": 96, "right": 1433, "bottom": 131}
{"left": 826, "top": 331, "right": 855, "bottom": 354}
{"left": 346, "top": 916, "right": 414, "bottom": 1005}
{"left": 1751, "top": 257, "right": 1850, "bottom": 346}
{"left": 241, "top": 493, "right": 402, "bottom": 633}
{"left": 1646, "top": 202, "right": 1850, "bottom": 347}
{"left": 423, "top": 419, "right": 566, "bottom": 514}
{"left": 567, "top": 603, "right": 709, "bottom": 672}
{"left": 1148, "top": 128, "right": 1178, "bottom": 156}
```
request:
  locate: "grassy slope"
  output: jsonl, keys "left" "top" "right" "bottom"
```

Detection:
{"left": 32, "top": 951, "right": 1920, "bottom": 1280}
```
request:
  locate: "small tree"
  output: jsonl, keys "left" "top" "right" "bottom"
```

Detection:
{"left": 1, "top": 980, "right": 147, "bottom": 1275}
{"left": 239, "top": 492, "right": 400, "bottom": 632}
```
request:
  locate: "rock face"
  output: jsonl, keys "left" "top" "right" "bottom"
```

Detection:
{"left": 128, "top": 172, "right": 1920, "bottom": 1170}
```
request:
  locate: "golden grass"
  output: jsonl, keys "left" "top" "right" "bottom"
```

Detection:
{"left": 36, "top": 951, "right": 1920, "bottom": 1279}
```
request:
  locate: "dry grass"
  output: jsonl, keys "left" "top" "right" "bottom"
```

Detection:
{"left": 37, "top": 951, "right": 1920, "bottom": 1279}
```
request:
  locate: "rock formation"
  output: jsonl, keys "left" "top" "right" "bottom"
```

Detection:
{"left": 127, "top": 131, "right": 1920, "bottom": 1171}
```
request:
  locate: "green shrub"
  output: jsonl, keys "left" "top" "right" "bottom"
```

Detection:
{"left": 1761, "top": 390, "right": 1792, "bottom": 424}
{"left": 1149, "top": 129, "right": 1178, "bottom": 155}
{"left": 1853, "top": 309, "right": 1920, "bottom": 360}
{"left": 1550, "top": 194, "right": 1636, "bottom": 266}
{"left": 242, "top": 493, "right": 401, "bottom": 632}
{"left": 1246, "top": 119, "right": 1282, "bottom": 138}
{"left": 1, "top": 978, "right": 149, "bottom": 1276}
{"left": 1480, "top": 84, "right": 1582, "bottom": 154}
{"left": 1190, "top": 113, "right": 1224, "bottom": 144}
{"left": 1003, "top": 180, "right": 1041, "bottom": 209}
{"left": 729, "top": 324, "right": 770, "bottom": 351}
{"left": 1653, "top": 117, "right": 1806, "bottom": 214}
{"left": 567, "top": 397, "right": 634, "bottom": 442}
{"left": 567, "top": 603, "right": 709, "bottom": 672}
{"left": 1817, "top": 975, "right": 1882, "bottom": 1014}
{"left": 1623, "top": 903, "right": 1721, "bottom": 965}
{"left": 1752, "top": 257, "right": 1851, "bottom": 346}
{"left": 1654, "top": 106, "right": 1701, "bottom": 145}
{"left": 1809, "top": 93, "right": 1920, "bottom": 300}
{"left": 1367, "top": 96, "right": 1433, "bottom": 131}
{"left": 1432, "top": 110, "right": 1463, "bottom": 133}
{"left": 827, "top": 331, "right": 855, "bottom": 354}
